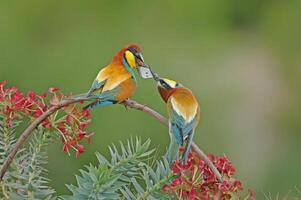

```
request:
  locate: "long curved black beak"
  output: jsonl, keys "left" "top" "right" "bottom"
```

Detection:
{"left": 149, "top": 67, "right": 160, "bottom": 82}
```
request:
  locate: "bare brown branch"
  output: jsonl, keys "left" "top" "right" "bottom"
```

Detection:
{"left": 0, "top": 98, "right": 222, "bottom": 182}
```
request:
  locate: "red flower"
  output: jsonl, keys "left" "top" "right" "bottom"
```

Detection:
{"left": 79, "top": 121, "right": 90, "bottom": 129}
{"left": 66, "top": 115, "right": 74, "bottom": 124}
{"left": 27, "top": 91, "right": 36, "bottom": 100}
{"left": 15, "top": 99, "right": 26, "bottom": 110}
{"left": 33, "top": 109, "right": 43, "bottom": 118}
{"left": 1, "top": 82, "right": 93, "bottom": 158}
{"left": 76, "top": 131, "right": 85, "bottom": 141}
{"left": 50, "top": 95, "right": 60, "bottom": 105}
{"left": 171, "top": 177, "right": 182, "bottom": 187}
{"left": 248, "top": 189, "right": 256, "bottom": 200}
{"left": 9, "top": 86, "right": 17, "bottom": 93}
{"left": 75, "top": 144, "right": 85, "bottom": 158}
{"left": 219, "top": 180, "right": 232, "bottom": 191}
{"left": 188, "top": 188, "right": 196, "bottom": 200}
{"left": 82, "top": 109, "right": 90, "bottom": 118}
{"left": 164, "top": 152, "right": 250, "bottom": 199}
{"left": 233, "top": 180, "right": 242, "bottom": 190}
{"left": 214, "top": 155, "right": 236, "bottom": 176}
{"left": 171, "top": 162, "right": 182, "bottom": 174}
{"left": 12, "top": 91, "right": 23, "bottom": 102}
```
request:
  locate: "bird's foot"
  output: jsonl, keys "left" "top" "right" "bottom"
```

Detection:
{"left": 122, "top": 99, "right": 129, "bottom": 111}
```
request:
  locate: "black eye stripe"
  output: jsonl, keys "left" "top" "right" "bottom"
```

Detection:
{"left": 128, "top": 48, "right": 142, "bottom": 61}
{"left": 161, "top": 81, "right": 169, "bottom": 88}
{"left": 128, "top": 47, "right": 138, "bottom": 54}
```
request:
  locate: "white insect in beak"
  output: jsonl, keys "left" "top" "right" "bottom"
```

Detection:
{"left": 137, "top": 66, "right": 153, "bottom": 79}
{"left": 136, "top": 55, "right": 154, "bottom": 79}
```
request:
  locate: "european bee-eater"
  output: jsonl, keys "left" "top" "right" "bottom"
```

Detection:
{"left": 73, "top": 44, "right": 150, "bottom": 109}
{"left": 154, "top": 75, "right": 200, "bottom": 164}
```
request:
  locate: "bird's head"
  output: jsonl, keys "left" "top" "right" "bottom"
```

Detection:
{"left": 124, "top": 44, "right": 145, "bottom": 68}
{"left": 113, "top": 44, "right": 152, "bottom": 79}
{"left": 158, "top": 78, "right": 182, "bottom": 89}
{"left": 157, "top": 78, "right": 182, "bottom": 102}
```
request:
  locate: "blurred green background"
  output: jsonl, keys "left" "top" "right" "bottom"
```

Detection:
{"left": 1, "top": 0, "right": 301, "bottom": 198}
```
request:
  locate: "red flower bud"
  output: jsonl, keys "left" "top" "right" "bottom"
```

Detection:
{"left": 87, "top": 136, "right": 91, "bottom": 144}
{"left": 50, "top": 95, "right": 60, "bottom": 105}
{"left": 27, "top": 91, "right": 36, "bottom": 100}
{"left": 42, "top": 118, "right": 51, "bottom": 128}
{"left": 63, "top": 144, "right": 69, "bottom": 152}
{"left": 179, "top": 146, "right": 184, "bottom": 152}
{"left": 66, "top": 115, "right": 74, "bottom": 124}
{"left": 6, "top": 119, "right": 13, "bottom": 128}
{"left": 248, "top": 189, "right": 256, "bottom": 200}
{"left": 38, "top": 92, "right": 48, "bottom": 99}
{"left": 162, "top": 185, "right": 170, "bottom": 192}
{"left": 0, "top": 80, "right": 7, "bottom": 91}
{"left": 48, "top": 87, "right": 60, "bottom": 93}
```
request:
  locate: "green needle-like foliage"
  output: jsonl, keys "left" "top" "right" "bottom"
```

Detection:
{"left": 61, "top": 138, "right": 174, "bottom": 200}
{"left": 0, "top": 116, "right": 55, "bottom": 200}
{"left": 120, "top": 159, "right": 173, "bottom": 200}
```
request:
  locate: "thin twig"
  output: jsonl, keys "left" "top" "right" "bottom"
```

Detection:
{"left": 0, "top": 98, "right": 222, "bottom": 182}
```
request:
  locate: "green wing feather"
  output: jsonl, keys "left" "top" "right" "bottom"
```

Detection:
{"left": 168, "top": 103, "right": 198, "bottom": 164}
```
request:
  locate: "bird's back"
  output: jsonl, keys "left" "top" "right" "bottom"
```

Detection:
{"left": 168, "top": 88, "right": 200, "bottom": 127}
{"left": 94, "top": 63, "right": 131, "bottom": 90}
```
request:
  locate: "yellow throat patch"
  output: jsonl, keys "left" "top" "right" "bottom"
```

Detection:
{"left": 163, "top": 78, "right": 178, "bottom": 88}
{"left": 124, "top": 50, "right": 136, "bottom": 69}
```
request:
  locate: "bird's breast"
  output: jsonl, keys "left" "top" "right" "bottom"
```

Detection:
{"left": 115, "top": 78, "right": 136, "bottom": 102}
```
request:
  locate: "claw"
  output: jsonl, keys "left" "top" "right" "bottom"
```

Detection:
{"left": 124, "top": 104, "right": 129, "bottom": 111}
{"left": 123, "top": 99, "right": 129, "bottom": 111}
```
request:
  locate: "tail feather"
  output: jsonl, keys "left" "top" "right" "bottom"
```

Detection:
{"left": 65, "top": 93, "right": 92, "bottom": 101}
{"left": 182, "top": 130, "right": 194, "bottom": 164}
{"left": 165, "top": 131, "right": 179, "bottom": 165}
{"left": 83, "top": 100, "right": 114, "bottom": 110}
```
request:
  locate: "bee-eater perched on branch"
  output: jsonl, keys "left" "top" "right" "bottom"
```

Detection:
{"left": 153, "top": 74, "right": 200, "bottom": 164}
{"left": 71, "top": 44, "right": 152, "bottom": 109}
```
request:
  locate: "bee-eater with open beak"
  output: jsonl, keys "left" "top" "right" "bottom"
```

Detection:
{"left": 74, "top": 44, "right": 150, "bottom": 109}
{"left": 153, "top": 74, "right": 200, "bottom": 164}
